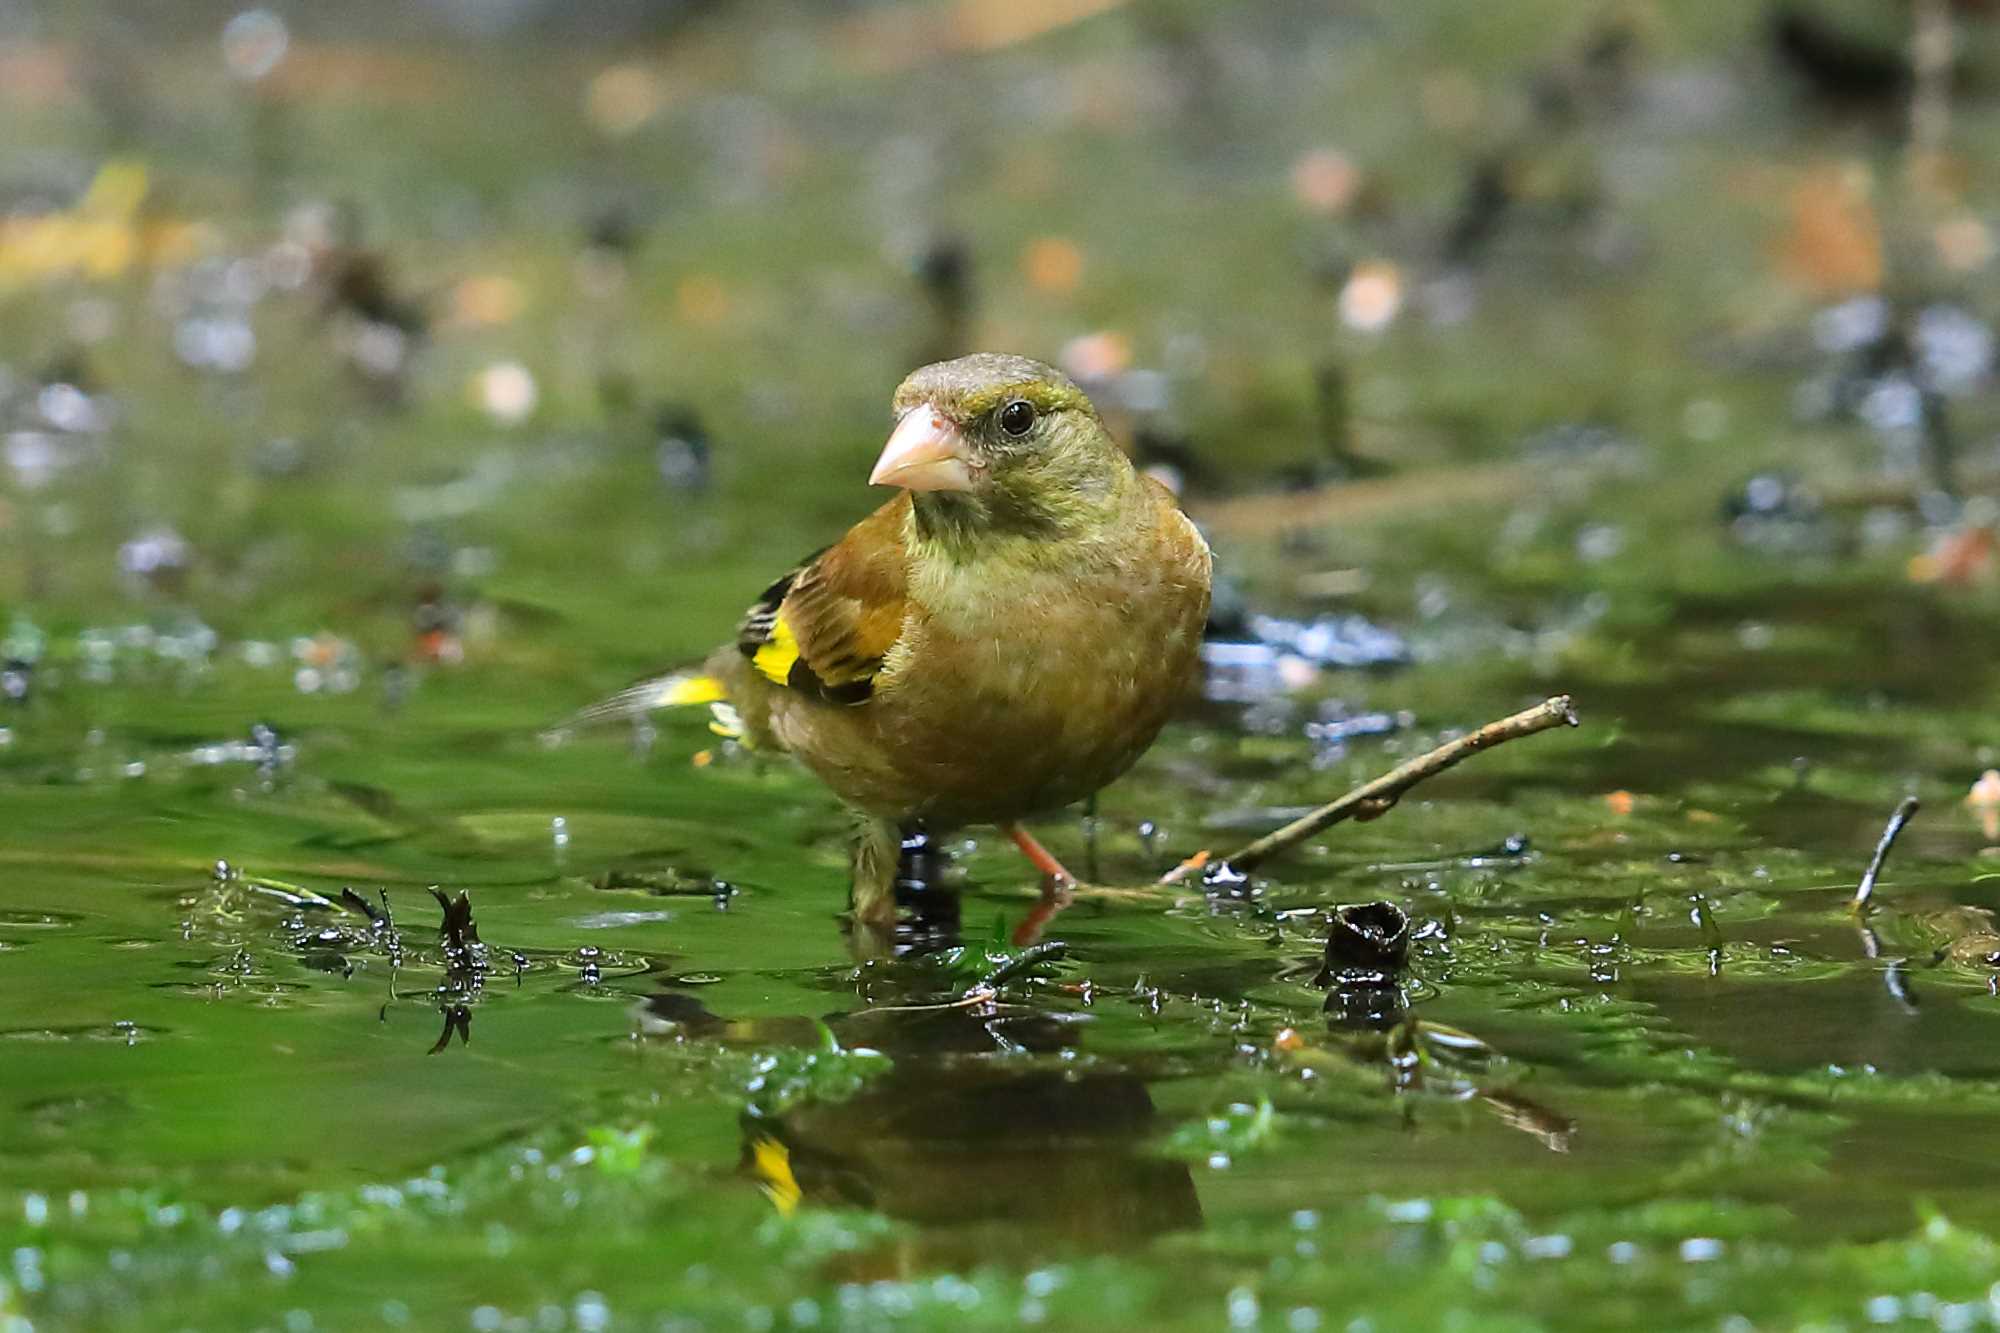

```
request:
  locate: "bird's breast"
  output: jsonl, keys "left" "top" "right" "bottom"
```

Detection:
{"left": 859, "top": 554, "right": 1207, "bottom": 821}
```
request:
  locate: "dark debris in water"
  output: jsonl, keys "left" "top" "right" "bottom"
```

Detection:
{"left": 428, "top": 1003, "right": 472, "bottom": 1055}
{"left": 1323, "top": 978, "right": 1410, "bottom": 1033}
{"left": 653, "top": 406, "right": 713, "bottom": 493}
{"left": 633, "top": 990, "right": 728, "bottom": 1040}
{"left": 852, "top": 823, "right": 963, "bottom": 958}
{"left": 1317, "top": 901, "right": 1414, "bottom": 1032}
{"left": 1769, "top": 5, "right": 1910, "bottom": 111}
{"left": 430, "top": 887, "right": 481, "bottom": 954}
{"left": 338, "top": 886, "right": 389, "bottom": 927}
{"left": 1316, "top": 901, "right": 1412, "bottom": 989}
{"left": 592, "top": 866, "right": 731, "bottom": 904}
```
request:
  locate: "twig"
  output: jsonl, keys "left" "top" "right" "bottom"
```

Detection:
{"left": 1909, "top": 0, "right": 1954, "bottom": 187}
{"left": 1162, "top": 696, "right": 1579, "bottom": 884}
{"left": 240, "top": 875, "right": 338, "bottom": 910}
{"left": 975, "top": 941, "right": 1067, "bottom": 992}
{"left": 1851, "top": 795, "right": 1921, "bottom": 914}
{"left": 860, "top": 988, "right": 1004, "bottom": 1014}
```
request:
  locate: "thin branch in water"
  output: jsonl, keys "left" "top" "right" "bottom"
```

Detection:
{"left": 1852, "top": 795, "right": 1921, "bottom": 914}
{"left": 240, "top": 874, "right": 337, "bottom": 910}
{"left": 1909, "top": 0, "right": 1954, "bottom": 185}
{"left": 428, "top": 1003, "right": 472, "bottom": 1055}
{"left": 339, "top": 886, "right": 387, "bottom": 924}
{"left": 1162, "top": 695, "right": 1579, "bottom": 885}
{"left": 864, "top": 987, "right": 1011, "bottom": 1014}
{"left": 975, "top": 940, "right": 1067, "bottom": 993}
{"left": 1885, "top": 956, "right": 1920, "bottom": 1014}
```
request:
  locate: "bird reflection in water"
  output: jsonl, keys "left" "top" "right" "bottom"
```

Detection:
{"left": 635, "top": 970, "right": 1200, "bottom": 1255}
{"left": 741, "top": 1064, "right": 1202, "bottom": 1254}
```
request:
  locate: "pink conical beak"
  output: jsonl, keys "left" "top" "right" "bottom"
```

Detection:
{"left": 870, "top": 404, "right": 977, "bottom": 492}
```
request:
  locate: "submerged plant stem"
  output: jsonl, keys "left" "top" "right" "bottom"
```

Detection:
{"left": 1162, "top": 695, "right": 1579, "bottom": 884}
{"left": 1851, "top": 795, "right": 1921, "bottom": 914}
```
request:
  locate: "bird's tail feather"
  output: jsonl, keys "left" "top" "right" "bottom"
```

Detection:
{"left": 543, "top": 669, "right": 736, "bottom": 744}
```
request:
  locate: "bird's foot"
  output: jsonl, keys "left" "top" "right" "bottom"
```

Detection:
{"left": 1004, "top": 823, "right": 1079, "bottom": 946}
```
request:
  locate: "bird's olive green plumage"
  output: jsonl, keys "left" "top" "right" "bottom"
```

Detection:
{"left": 584, "top": 354, "right": 1212, "bottom": 925}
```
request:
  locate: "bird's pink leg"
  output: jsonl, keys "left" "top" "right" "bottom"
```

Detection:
{"left": 1004, "top": 822, "right": 1077, "bottom": 885}
{"left": 1005, "top": 823, "right": 1076, "bottom": 946}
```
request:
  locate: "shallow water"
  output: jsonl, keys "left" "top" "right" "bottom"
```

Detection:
{"left": 11, "top": 3, "right": 2000, "bottom": 1329}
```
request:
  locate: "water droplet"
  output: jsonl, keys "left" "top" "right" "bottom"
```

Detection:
{"left": 221, "top": 9, "right": 289, "bottom": 81}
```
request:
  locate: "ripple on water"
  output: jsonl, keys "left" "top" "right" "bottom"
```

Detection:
{"left": 572, "top": 910, "right": 673, "bottom": 929}
{"left": 0, "top": 910, "right": 84, "bottom": 929}
{"left": 0, "top": 1022, "right": 164, "bottom": 1044}
{"left": 23, "top": 1091, "right": 130, "bottom": 1126}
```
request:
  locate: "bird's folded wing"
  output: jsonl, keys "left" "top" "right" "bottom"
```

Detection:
{"left": 737, "top": 494, "right": 911, "bottom": 705}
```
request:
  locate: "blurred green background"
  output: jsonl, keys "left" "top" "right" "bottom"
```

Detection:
{"left": 10, "top": 2, "right": 2000, "bottom": 1330}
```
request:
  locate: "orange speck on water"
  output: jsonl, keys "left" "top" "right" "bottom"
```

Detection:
{"left": 413, "top": 629, "right": 463, "bottom": 666}
{"left": 1021, "top": 236, "right": 1083, "bottom": 295}
{"left": 1936, "top": 215, "right": 1993, "bottom": 273}
{"left": 0, "top": 45, "right": 77, "bottom": 109}
{"left": 1272, "top": 1027, "right": 1304, "bottom": 1053}
{"left": 691, "top": 749, "right": 714, "bottom": 769}
{"left": 1969, "top": 770, "right": 2000, "bottom": 842}
{"left": 449, "top": 274, "right": 524, "bottom": 329}
{"left": 1910, "top": 525, "right": 1995, "bottom": 585}
{"left": 1339, "top": 261, "right": 1403, "bottom": 333}
{"left": 675, "top": 274, "right": 731, "bottom": 326}
{"left": 841, "top": 0, "right": 1128, "bottom": 73}
{"left": 1291, "top": 148, "right": 1361, "bottom": 216}
{"left": 301, "top": 634, "right": 342, "bottom": 668}
{"left": 1778, "top": 163, "right": 1882, "bottom": 297}
{"left": 470, "top": 361, "right": 538, "bottom": 426}
{"left": 1605, "top": 790, "right": 1635, "bottom": 816}
{"left": 586, "top": 63, "right": 665, "bottom": 137}
{"left": 1060, "top": 330, "right": 1131, "bottom": 381}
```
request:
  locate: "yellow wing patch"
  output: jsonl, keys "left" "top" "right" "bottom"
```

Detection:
{"left": 751, "top": 613, "right": 801, "bottom": 686}
{"left": 748, "top": 1135, "right": 802, "bottom": 1216}
{"left": 656, "top": 674, "right": 727, "bottom": 707}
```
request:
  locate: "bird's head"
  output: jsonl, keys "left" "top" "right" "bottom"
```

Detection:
{"left": 872, "top": 353, "right": 1129, "bottom": 541}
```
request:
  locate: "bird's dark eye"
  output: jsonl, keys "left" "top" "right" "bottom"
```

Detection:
{"left": 998, "top": 399, "right": 1036, "bottom": 438}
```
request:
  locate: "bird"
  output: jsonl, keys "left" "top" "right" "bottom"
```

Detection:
{"left": 565, "top": 353, "right": 1213, "bottom": 934}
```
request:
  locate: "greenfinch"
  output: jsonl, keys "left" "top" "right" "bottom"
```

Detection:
{"left": 574, "top": 354, "right": 1212, "bottom": 928}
